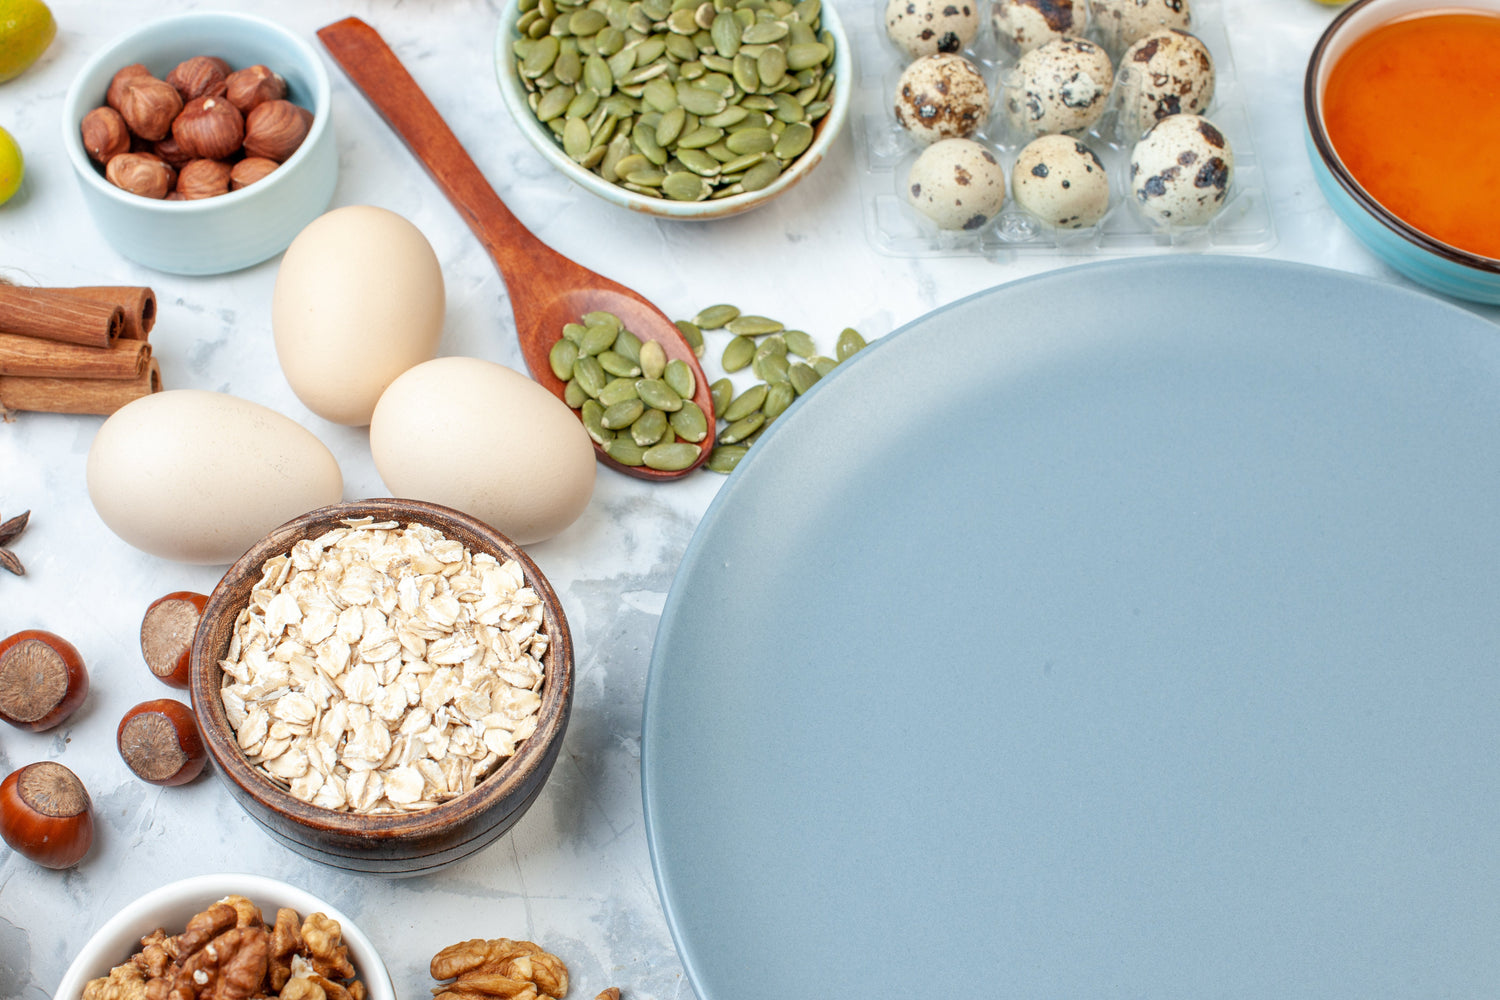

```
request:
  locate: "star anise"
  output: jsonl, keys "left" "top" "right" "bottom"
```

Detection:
{"left": 0, "top": 510, "right": 30, "bottom": 576}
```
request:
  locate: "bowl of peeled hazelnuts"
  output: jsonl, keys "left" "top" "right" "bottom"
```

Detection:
{"left": 61, "top": 11, "right": 337, "bottom": 275}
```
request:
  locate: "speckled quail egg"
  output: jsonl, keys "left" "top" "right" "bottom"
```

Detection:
{"left": 906, "top": 138, "right": 1008, "bottom": 230}
{"left": 885, "top": 0, "right": 983, "bottom": 58}
{"left": 1092, "top": 0, "right": 1192, "bottom": 53}
{"left": 991, "top": 0, "right": 1089, "bottom": 55}
{"left": 1004, "top": 37, "right": 1114, "bottom": 139}
{"left": 894, "top": 54, "right": 992, "bottom": 144}
{"left": 1129, "top": 113, "right": 1233, "bottom": 227}
{"left": 1115, "top": 29, "right": 1215, "bottom": 140}
{"left": 1011, "top": 134, "right": 1111, "bottom": 228}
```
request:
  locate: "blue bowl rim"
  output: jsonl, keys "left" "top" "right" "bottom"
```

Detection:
{"left": 1303, "top": 0, "right": 1500, "bottom": 276}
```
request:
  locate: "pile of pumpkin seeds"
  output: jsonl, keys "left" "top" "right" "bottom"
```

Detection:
{"left": 549, "top": 305, "right": 864, "bottom": 476}
{"left": 511, "top": 0, "right": 837, "bottom": 201}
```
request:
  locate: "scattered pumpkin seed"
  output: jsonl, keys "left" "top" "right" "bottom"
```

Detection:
{"left": 811, "top": 354, "right": 838, "bottom": 377}
{"left": 694, "top": 304, "right": 741, "bottom": 329}
{"left": 835, "top": 327, "right": 866, "bottom": 361}
{"left": 675, "top": 320, "right": 705, "bottom": 356}
{"left": 722, "top": 335, "right": 755, "bottom": 372}
{"left": 763, "top": 382, "right": 795, "bottom": 420}
{"left": 710, "top": 377, "right": 734, "bottom": 414}
{"left": 789, "top": 360, "right": 820, "bottom": 394}
{"left": 723, "top": 383, "right": 768, "bottom": 422}
{"left": 706, "top": 444, "right": 747, "bottom": 474}
{"left": 783, "top": 329, "right": 816, "bottom": 358}
{"left": 718, "top": 411, "right": 765, "bottom": 444}
{"left": 726, "top": 314, "right": 784, "bottom": 337}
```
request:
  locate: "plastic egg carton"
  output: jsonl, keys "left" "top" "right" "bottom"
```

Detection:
{"left": 851, "top": 0, "right": 1277, "bottom": 259}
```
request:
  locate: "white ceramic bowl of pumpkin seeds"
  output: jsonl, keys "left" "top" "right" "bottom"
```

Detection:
{"left": 495, "top": 0, "right": 851, "bottom": 219}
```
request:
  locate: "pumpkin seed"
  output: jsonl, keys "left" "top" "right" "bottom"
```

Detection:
{"left": 663, "top": 358, "right": 696, "bottom": 399}
{"left": 598, "top": 349, "right": 641, "bottom": 376}
{"left": 677, "top": 147, "right": 722, "bottom": 175}
{"left": 785, "top": 41, "right": 827, "bottom": 70}
{"left": 636, "top": 377, "right": 684, "bottom": 411}
{"left": 631, "top": 407, "right": 669, "bottom": 446}
{"left": 598, "top": 376, "right": 641, "bottom": 406}
{"left": 669, "top": 399, "right": 709, "bottom": 442}
{"left": 522, "top": 35, "right": 561, "bottom": 77}
{"left": 811, "top": 354, "right": 838, "bottom": 377}
{"left": 718, "top": 411, "right": 765, "bottom": 444}
{"left": 614, "top": 328, "right": 643, "bottom": 363}
{"left": 783, "top": 329, "right": 816, "bottom": 358}
{"left": 562, "top": 322, "right": 588, "bottom": 344}
{"left": 675, "top": 320, "right": 705, "bottom": 356}
{"left": 835, "top": 327, "right": 866, "bottom": 361}
{"left": 538, "top": 85, "right": 575, "bottom": 121}
{"left": 723, "top": 383, "right": 767, "bottom": 421}
{"left": 584, "top": 53, "right": 614, "bottom": 94}
{"left": 571, "top": 8, "right": 609, "bottom": 34}
{"left": 706, "top": 444, "right": 747, "bottom": 473}
{"left": 564, "top": 378, "right": 589, "bottom": 408}
{"left": 574, "top": 355, "right": 607, "bottom": 397}
{"left": 710, "top": 10, "right": 741, "bottom": 55}
{"left": 580, "top": 320, "right": 618, "bottom": 355}
{"left": 727, "top": 314, "right": 783, "bottom": 336}
{"left": 656, "top": 105, "right": 687, "bottom": 145}
{"left": 789, "top": 360, "right": 820, "bottom": 394}
{"left": 710, "top": 377, "right": 734, "bottom": 414}
{"left": 722, "top": 335, "right": 755, "bottom": 372}
{"left": 762, "top": 381, "right": 795, "bottom": 420}
{"left": 704, "top": 105, "right": 750, "bottom": 128}
{"left": 756, "top": 352, "right": 790, "bottom": 384}
{"left": 755, "top": 333, "right": 788, "bottom": 358}
{"left": 580, "top": 399, "right": 612, "bottom": 444}
{"left": 739, "top": 156, "right": 781, "bottom": 191}
{"left": 639, "top": 339, "right": 668, "bottom": 379}
{"left": 770, "top": 91, "right": 805, "bottom": 122}
{"left": 742, "top": 19, "right": 789, "bottom": 44}
{"left": 644, "top": 441, "right": 702, "bottom": 471}
{"left": 549, "top": 338, "right": 579, "bottom": 380}
{"left": 663, "top": 171, "right": 710, "bottom": 200}
{"left": 602, "top": 398, "right": 646, "bottom": 429}
{"left": 694, "top": 303, "right": 740, "bottom": 329}
{"left": 757, "top": 46, "right": 787, "bottom": 87}
{"left": 605, "top": 437, "right": 646, "bottom": 466}
{"left": 774, "top": 121, "right": 814, "bottom": 160}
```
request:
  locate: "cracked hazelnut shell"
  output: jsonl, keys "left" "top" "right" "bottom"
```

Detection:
{"left": 140, "top": 591, "right": 208, "bottom": 687}
{"left": 243, "top": 99, "right": 311, "bottom": 162}
{"left": 118, "top": 699, "right": 207, "bottom": 786}
{"left": 172, "top": 95, "right": 244, "bottom": 161}
{"left": 81, "top": 106, "right": 130, "bottom": 165}
{"left": 0, "top": 761, "right": 94, "bottom": 869}
{"left": 106, "top": 152, "right": 175, "bottom": 199}
{"left": 166, "top": 55, "right": 229, "bottom": 101}
{"left": 0, "top": 630, "right": 89, "bottom": 732}
{"left": 118, "top": 76, "right": 183, "bottom": 141}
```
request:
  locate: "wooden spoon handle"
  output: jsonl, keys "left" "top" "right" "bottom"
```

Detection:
{"left": 316, "top": 17, "right": 541, "bottom": 276}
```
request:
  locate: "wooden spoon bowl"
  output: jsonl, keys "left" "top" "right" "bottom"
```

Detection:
{"left": 317, "top": 17, "right": 714, "bottom": 481}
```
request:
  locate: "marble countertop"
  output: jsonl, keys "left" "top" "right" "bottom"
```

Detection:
{"left": 2, "top": 1, "right": 1496, "bottom": 998}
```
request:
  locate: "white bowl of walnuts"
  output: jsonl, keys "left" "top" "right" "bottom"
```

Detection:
{"left": 60, "top": 11, "right": 337, "bottom": 275}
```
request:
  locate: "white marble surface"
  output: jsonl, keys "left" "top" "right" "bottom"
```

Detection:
{"left": 1, "top": 1, "right": 1496, "bottom": 998}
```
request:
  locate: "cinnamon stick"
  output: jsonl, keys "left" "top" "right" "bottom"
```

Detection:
{"left": 0, "top": 358, "right": 162, "bottom": 415}
{"left": 65, "top": 286, "right": 157, "bottom": 340}
{"left": 0, "top": 332, "right": 150, "bottom": 380}
{"left": 0, "top": 285, "right": 124, "bottom": 348}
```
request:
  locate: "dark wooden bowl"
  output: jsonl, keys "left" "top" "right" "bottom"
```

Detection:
{"left": 189, "top": 498, "right": 573, "bottom": 875}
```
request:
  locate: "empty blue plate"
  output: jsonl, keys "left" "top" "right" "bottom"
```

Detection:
{"left": 642, "top": 257, "right": 1500, "bottom": 1000}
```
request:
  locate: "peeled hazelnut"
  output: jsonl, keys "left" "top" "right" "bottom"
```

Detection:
{"left": 224, "top": 64, "right": 287, "bottom": 115}
{"left": 172, "top": 95, "right": 244, "bottom": 161}
{"left": 81, "top": 106, "right": 130, "bottom": 165}
{"left": 151, "top": 133, "right": 194, "bottom": 169}
{"left": 105, "top": 152, "right": 176, "bottom": 199}
{"left": 176, "top": 158, "right": 232, "bottom": 200}
{"left": 230, "top": 156, "right": 279, "bottom": 190}
{"left": 166, "top": 55, "right": 229, "bottom": 101}
{"left": 105, "top": 63, "right": 152, "bottom": 112}
{"left": 243, "top": 99, "right": 312, "bottom": 162}
{"left": 118, "top": 76, "right": 183, "bottom": 141}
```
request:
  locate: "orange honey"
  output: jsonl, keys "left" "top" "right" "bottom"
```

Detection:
{"left": 1322, "top": 11, "right": 1500, "bottom": 259}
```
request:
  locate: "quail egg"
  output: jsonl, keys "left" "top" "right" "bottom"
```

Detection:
{"left": 1115, "top": 29, "right": 1215, "bottom": 140}
{"left": 906, "top": 138, "right": 1008, "bottom": 230}
{"left": 1092, "top": 0, "right": 1192, "bottom": 53}
{"left": 1011, "top": 134, "right": 1111, "bottom": 229}
{"left": 1129, "top": 113, "right": 1233, "bottom": 228}
{"left": 991, "top": 0, "right": 1089, "bottom": 55}
{"left": 894, "top": 54, "right": 992, "bottom": 144}
{"left": 885, "top": 0, "right": 982, "bottom": 58}
{"left": 1004, "top": 37, "right": 1114, "bottom": 139}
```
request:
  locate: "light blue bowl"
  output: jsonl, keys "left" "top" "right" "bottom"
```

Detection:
{"left": 61, "top": 12, "right": 336, "bottom": 275}
{"left": 1304, "top": 0, "right": 1500, "bottom": 304}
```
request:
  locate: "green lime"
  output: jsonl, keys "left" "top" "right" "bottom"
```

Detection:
{"left": 0, "top": 125, "right": 22, "bottom": 205}
{"left": 0, "top": 0, "right": 56, "bottom": 84}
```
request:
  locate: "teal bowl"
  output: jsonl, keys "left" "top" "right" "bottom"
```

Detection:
{"left": 1304, "top": 0, "right": 1500, "bottom": 304}
{"left": 61, "top": 12, "right": 336, "bottom": 275}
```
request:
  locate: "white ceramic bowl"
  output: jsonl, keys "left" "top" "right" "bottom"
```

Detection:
{"left": 61, "top": 12, "right": 337, "bottom": 275}
{"left": 54, "top": 873, "right": 394, "bottom": 1000}
{"left": 493, "top": 0, "right": 851, "bottom": 219}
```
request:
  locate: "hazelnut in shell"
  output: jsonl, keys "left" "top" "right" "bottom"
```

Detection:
{"left": 106, "top": 152, "right": 175, "bottom": 199}
{"left": 243, "top": 99, "right": 312, "bottom": 162}
{"left": 225, "top": 64, "right": 287, "bottom": 115}
{"left": 105, "top": 63, "right": 151, "bottom": 112}
{"left": 230, "top": 156, "right": 279, "bottom": 190}
{"left": 0, "top": 630, "right": 89, "bottom": 732}
{"left": 0, "top": 761, "right": 94, "bottom": 869}
{"left": 140, "top": 591, "right": 208, "bottom": 688}
{"left": 166, "top": 55, "right": 229, "bottom": 101}
{"left": 81, "top": 106, "right": 130, "bottom": 165}
{"left": 176, "top": 158, "right": 232, "bottom": 200}
{"left": 117, "top": 699, "right": 207, "bottom": 786}
{"left": 172, "top": 95, "right": 244, "bottom": 161}
{"left": 118, "top": 76, "right": 183, "bottom": 142}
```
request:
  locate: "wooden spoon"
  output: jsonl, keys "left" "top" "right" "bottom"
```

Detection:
{"left": 317, "top": 16, "right": 714, "bottom": 481}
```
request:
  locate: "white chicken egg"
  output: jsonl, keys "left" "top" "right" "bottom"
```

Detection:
{"left": 906, "top": 138, "right": 1007, "bottom": 231}
{"left": 1004, "top": 37, "right": 1114, "bottom": 139}
{"left": 1011, "top": 134, "right": 1111, "bottom": 228}
{"left": 884, "top": 0, "right": 982, "bottom": 58}
{"left": 894, "top": 53, "right": 991, "bottom": 144}
{"left": 1129, "top": 113, "right": 1234, "bottom": 227}
{"left": 991, "top": 0, "right": 1088, "bottom": 55}
{"left": 1092, "top": 0, "right": 1192, "bottom": 53}
{"left": 1116, "top": 29, "right": 1216, "bottom": 140}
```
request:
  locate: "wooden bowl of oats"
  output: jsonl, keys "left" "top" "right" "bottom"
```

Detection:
{"left": 188, "top": 498, "right": 574, "bottom": 875}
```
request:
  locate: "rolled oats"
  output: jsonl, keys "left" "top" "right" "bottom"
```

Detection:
{"left": 220, "top": 518, "right": 549, "bottom": 814}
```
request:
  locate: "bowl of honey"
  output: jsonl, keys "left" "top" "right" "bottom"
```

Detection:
{"left": 1304, "top": 0, "right": 1500, "bottom": 303}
